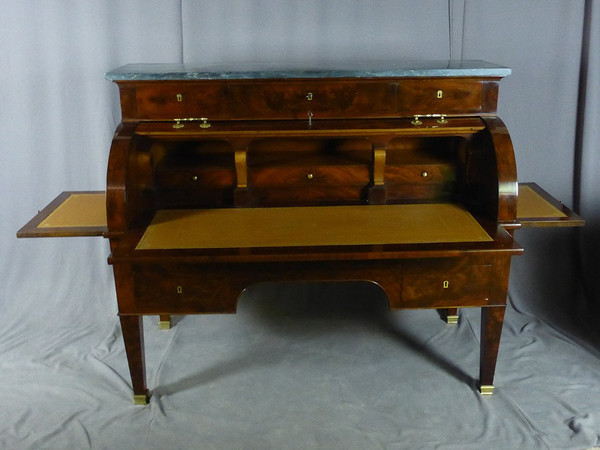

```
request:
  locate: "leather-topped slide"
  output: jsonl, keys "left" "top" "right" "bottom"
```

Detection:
{"left": 517, "top": 183, "right": 584, "bottom": 228}
{"left": 17, "top": 191, "right": 107, "bottom": 238}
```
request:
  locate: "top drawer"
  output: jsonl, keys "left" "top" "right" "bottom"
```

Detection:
{"left": 228, "top": 81, "right": 396, "bottom": 119}
{"left": 116, "top": 78, "right": 499, "bottom": 120}
{"left": 133, "top": 83, "right": 228, "bottom": 120}
{"left": 397, "top": 79, "right": 491, "bottom": 116}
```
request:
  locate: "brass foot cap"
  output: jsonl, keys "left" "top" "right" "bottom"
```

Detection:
{"left": 480, "top": 385, "right": 495, "bottom": 395}
{"left": 133, "top": 394, "right": 150, "bottom": 405}
{"left": 158, "top": 320, "right": 171, "bottom": 330}
{"left": 446, "top": 315, "right": 459, "bottom": 324}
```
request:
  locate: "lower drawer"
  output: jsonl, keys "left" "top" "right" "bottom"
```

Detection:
{"left": 132, "top": 265, "right": 248, "bottom": 314}
{"left": 402, "top": 260, "right": 492, "bottom": 308}
{"left": 127, "top": 258, "right": 497, "bottom": 314}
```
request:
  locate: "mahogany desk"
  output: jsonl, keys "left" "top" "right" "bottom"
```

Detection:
{"left": 18, "top": 61, "right": 583, "bottom": 404}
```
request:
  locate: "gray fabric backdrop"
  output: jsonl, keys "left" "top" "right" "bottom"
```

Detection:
{"left": 1, "top": 1, "right": 599, "bottom": 448}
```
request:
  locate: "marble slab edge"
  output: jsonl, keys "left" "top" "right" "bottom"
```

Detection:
{"left": 105, "top": 60, "right": 511, "bottom": 81}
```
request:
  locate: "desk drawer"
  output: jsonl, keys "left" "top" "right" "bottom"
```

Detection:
{"left": 248, "top": 164, "right": 370, "bottom": 205}
{"left": 385, "top": 164, "right": 456, "bottom": 184}
{"left": 385, "top": 163, "right": 456, "bottom": 202}
{"left": 228, "top": 81, "right": 396, "bottom": 119}
{"left": 249, "top": 165, "right": 370, "bottom": 187}
{"left": 122, "top": 78, "right": 498, "bottom": 120}
{"left": 155, "top": 167, "right": 235, "bottom": 189}
{"left": 397, "top": 79, "right": 486, "bottom": 116}
{"left": 132, "top": 265, "right": 244, "bottom": 314}
{"left": 134, "top": 83, "right": 227, "bottom": 119}
{"left": 402, "top": 260, "right": 491, "bottom": 308}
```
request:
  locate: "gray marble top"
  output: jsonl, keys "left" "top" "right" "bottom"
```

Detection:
{"left": 105, "top": 60, "right": 510, "bottom": 81}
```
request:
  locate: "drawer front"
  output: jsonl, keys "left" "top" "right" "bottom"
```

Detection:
{"left": 155, "top": 167, "right": 235, "bottom": 189}
{"left": 134, "top": 83, "right": 228, "bottom": 119}
{"left": 228, "top": 81, "right": 396, "bottom": 119}
{"left": 385, "top": 164, "right": 456, "bottom": 202}
{"left": 124, "top": 79, "right": 496, "bottom": 120}
{"left": 397, "top": 79, "right": 484, "bottom": 116}
{"left": 132, "top": 265, "right": 247, "bottom": 314}
{"left": 249, "top": 165, "right": 370, "bottom": 188}
{"left": 402, "top": 260, "right": 492, "bottom": 308}
{"left": 385, "top": 164, "right": 455, "bottom": 184}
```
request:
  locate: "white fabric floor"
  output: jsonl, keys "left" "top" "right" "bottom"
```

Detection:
{"left": 2, "top": 255, "right": 599, "bottom": 449}
{"left": 2, "top": 1, "right": 599, "bottom": 449}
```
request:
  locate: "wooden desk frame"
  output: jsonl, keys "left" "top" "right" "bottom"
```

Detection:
{"left": 17, "top": 62, "right": 584, "bottom": 404}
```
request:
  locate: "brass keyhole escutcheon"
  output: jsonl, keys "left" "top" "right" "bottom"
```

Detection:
{"left": 176, "top": 93, "right": 183, "bottom": 102}
{"left": 442, "top": 280, "right": 450, "bottom": 289}
{"left": 307, "top": 173, "right": 314, "bottom": 180}
{"left": 306, "top": 92, "right": 313, "bottom": 101}
{"left": 176, "top": 285, "right": 183, "bottom": 294}
{"left": 437, "top": 90, "right": 443, "bottom": 99}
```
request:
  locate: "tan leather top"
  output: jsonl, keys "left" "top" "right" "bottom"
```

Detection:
{"left": 517, "top": 185, "right": 566, "bottom": 219}
{"left": 38, "top": 193, "right": 107, "bottom": 228}
{"left": 136, "top": 203, "right": 492, "bottom": 250}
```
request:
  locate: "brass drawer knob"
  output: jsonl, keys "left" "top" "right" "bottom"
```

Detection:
{"left": 192, "top": 175, "right": 199, "bottom": 182}
{"left": 307, "top": 173, "right": 314, "bottom": 180}
{"left": 421, "top": 171, "right": 428, "bottom": 178}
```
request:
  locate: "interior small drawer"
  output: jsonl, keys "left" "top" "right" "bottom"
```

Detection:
{"left": 228, "top": 81, "right": 396, "bottom": 119}
{"left": 155, "top": 167, "right": 235, "bottom": 189}
{"left": 385, "top": 164, "right": 456, "bottom": 184}
{"left": 249, "top": 165, "right": 370, "bottom": 187}
{"left": 401, "top": 259, "right": 492, "bottom": 308}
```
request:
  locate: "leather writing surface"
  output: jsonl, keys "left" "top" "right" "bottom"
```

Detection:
{"left": 517, "top": 185, "right": 567, "bottom": 219}
{"left": 136, "top": 203, "right": 492, "bottom": 250}
{"left": 38, "top": 193, "right": 107, "bottom": 228}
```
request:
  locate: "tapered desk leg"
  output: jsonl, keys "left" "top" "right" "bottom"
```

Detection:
{"left": 479, "top": 306, "right": 506, "bottom": 395}
{"left": 120, "top": 315, "right": 149, "bottom": 404}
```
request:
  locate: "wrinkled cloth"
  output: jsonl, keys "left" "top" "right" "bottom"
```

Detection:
{"left": 1, "top": 278, "right": 599, "bottom": 449}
